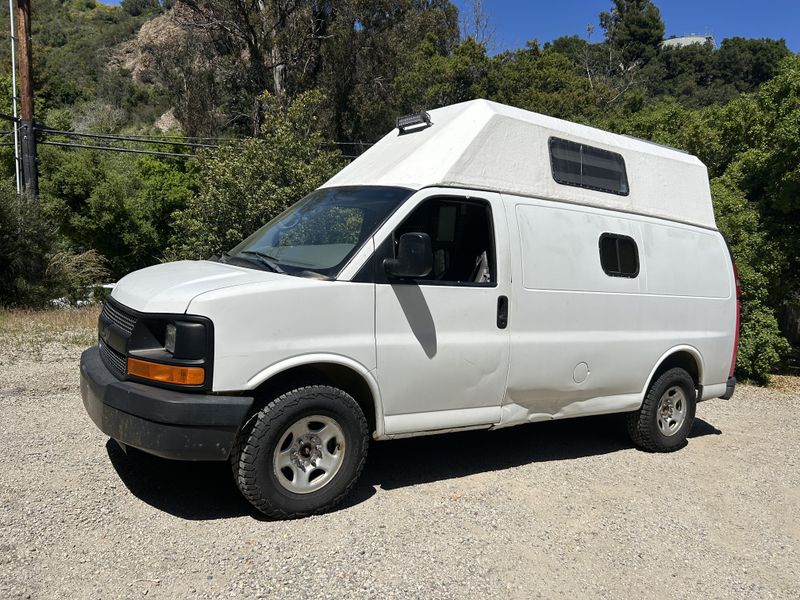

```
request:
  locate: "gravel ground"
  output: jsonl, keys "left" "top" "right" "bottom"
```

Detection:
{"left": 1, "top": 318, "right": 798, "bottom": 599}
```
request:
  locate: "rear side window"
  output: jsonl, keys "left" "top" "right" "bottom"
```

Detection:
{"left": 599, "top": 233, "right": 639, "bottom": 277}
{"left": 549, "top": 137, "right": 629, "bottom": 196}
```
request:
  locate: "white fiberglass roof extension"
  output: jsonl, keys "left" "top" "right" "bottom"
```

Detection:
{"left": 322, "top": 99, "right": 717, "bottom": 230}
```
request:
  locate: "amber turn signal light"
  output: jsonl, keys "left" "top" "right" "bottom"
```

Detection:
{"left": 127, "top": 357, "right": 205, "bottom": 386}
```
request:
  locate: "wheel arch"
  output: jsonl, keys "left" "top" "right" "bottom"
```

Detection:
{"left": 640, "top": 346, "right": 704, "bottom": 403}
{"left": 246, "top": 355, "right": 383, "bottom": 438}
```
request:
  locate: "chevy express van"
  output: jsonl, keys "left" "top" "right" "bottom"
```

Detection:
{"left": 80, "top": 100, "right": 738, "bottom": 518}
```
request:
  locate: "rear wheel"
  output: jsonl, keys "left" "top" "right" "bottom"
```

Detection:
{"left": 231, "top": 385, "right": 369, "bottom": 519}
{"left": 627, "top": 367, "right": 696, "bottom": 452}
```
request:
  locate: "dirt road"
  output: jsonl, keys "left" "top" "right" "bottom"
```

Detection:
{"left": 1, "top": 314, "right": 798, "bottom": 599}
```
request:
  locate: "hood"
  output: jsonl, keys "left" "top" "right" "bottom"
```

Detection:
{"left": 111, "top": 260, "right": 282, "bottom": 314}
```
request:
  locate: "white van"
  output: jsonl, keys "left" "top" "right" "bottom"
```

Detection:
{"left": 80, "top": 100, "right": 738, "bottom": 518}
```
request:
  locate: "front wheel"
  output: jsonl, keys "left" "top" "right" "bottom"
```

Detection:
{"left": 627, "top": 367, "right": 697, "bottom": 452}
{"left": 231, "top": 385, "right": 369, "bottom": 519}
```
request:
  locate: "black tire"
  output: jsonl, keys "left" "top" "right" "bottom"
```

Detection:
{"left": 230, "top": 385, "right": 369, "bottom": 519}
{"left": 627, "top": 367, "right": 696, "bottom": 452}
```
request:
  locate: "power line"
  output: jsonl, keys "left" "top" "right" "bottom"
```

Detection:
{"left": 36, "top": 128, "right": 376, "bottom": 151}
{"left": 34, "top": 124, "right": 375, "bottom": 161}
{"left": 38, "top": 140, "right": 196, "bottom": 159}
{"left": 64, "top": 131, "right": 236, "bottom": 142}
{"left": 36, "top": 128, "right": 219, "bottom": 149}
{"left": 38, "top": 140, "right": 366, "bottom": 161}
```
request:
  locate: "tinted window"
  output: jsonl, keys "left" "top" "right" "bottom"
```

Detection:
{"left": 599, "top": 233, "right": 639, "bottom": 277}
{"left": 550, "top": 138, "right": 629, "bottom": 196}
{"left": 392, "top": 198, "right": 496, "bottom": 285}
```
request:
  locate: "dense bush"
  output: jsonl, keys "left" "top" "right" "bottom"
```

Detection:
{"left": 711, "top": 177, "right": 791, "bottom": 384}
{"left": 40, "top": 146, "right": 196, "bottom": 279}
{"left": 0, "top": 183, "right": 108, "bottom": 307}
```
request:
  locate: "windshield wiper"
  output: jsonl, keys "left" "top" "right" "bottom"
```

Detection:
{"left": 207, "top": 251, "right": 230, "bottom": 263}
{"left": 295, "top": 270, "right": 333, "bottom": 281}
{"left": 239, "top": 250, "right": 285, "bottom": 274}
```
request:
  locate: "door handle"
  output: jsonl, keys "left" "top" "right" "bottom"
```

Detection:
{"left": 497, "top": 295, "right": 508, "bottom": 329}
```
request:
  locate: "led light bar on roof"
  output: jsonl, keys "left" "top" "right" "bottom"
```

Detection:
{"left": 397, "top": 111, "right": 432, "bottom": 133}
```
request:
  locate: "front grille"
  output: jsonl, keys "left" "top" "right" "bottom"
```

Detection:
{"left": 99, "top": 299, "right": 137, "bottom": 380}
{"left": 101, "top": 300, "right": 137, "bottom": 336}
{"left": 99, "top": 339, "right": 127, "bottom": 379}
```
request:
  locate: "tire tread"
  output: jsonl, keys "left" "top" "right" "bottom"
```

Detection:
{"left": 627, "top": 367, "right": 696, "bottom": 453}
{"left": 230, "top": 385, "right": 369, "bottom": 519}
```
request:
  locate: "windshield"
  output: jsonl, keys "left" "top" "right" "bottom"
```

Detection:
{"left": 227, "top": 186, "right": 412, "bottom": 277}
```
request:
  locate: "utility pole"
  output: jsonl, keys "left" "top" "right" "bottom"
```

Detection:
{"left": 8, "top": 0, "right": 21, "bottom": 192}
{"left": 15, "top": 0, "right": 37, "bottom": 196}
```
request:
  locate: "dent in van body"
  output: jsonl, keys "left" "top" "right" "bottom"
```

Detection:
{"left": 495, "top": 393, "right": 642, "bottom": 428}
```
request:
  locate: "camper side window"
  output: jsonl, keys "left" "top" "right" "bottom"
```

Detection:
{"left": 599, "top": 233, "right": 639, "bottom": 278}
{"left": 392, "top": 197, "right": 496, "bottom": 286}
{"left": 549, "top": 137, "right": 629, "bottom": 196}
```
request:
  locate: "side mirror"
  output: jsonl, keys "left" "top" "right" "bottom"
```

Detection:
{"left": 383, "top": 232, "right": 433, "bottom": 279}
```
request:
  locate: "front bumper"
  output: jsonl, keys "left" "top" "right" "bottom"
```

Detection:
{"left": 80, "top": 346, "right": 254, "bottom": 461}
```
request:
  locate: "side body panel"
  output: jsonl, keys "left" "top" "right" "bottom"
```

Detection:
{"left": 501, "top": 194, "right": 735, "bottom": 426}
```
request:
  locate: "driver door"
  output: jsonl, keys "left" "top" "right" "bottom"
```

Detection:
{"left": 368, "top": 190, "right": 512, "bottom": 435}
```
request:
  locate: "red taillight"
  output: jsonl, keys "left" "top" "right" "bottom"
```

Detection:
{"left": 729, "top": 260, "right": 741, "bottom": 378}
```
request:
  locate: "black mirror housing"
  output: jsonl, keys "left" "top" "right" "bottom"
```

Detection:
{"left": 383, "top": 232, "right": 433, "bottom": 279}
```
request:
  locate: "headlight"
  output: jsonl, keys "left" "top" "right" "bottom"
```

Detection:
{"left": 165, "top": 323, "right": 177, "bottom": 354}
{"left": 127, "top": 316, "right": 213, "bottom": 389}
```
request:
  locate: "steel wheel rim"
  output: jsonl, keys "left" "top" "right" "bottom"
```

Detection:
{"left": 656, "top": 385, "right": 687, "bottom": 437}
{"left": 272, "top": 415, "right": 346, "bottom": 494}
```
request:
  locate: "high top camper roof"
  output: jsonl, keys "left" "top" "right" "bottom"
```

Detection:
{"left": 321, "top": 99, "right": 717, "bottom": 230}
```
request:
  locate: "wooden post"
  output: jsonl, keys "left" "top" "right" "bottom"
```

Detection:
{"left": 15, "top": 0, "right": 37, "bottom": 196}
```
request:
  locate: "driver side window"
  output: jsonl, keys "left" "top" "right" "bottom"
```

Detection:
{"left": 392, "top": 197, "right": 496, "bottom": 286}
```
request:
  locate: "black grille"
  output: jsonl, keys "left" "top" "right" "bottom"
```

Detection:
{"left": 99, "top": 339, "right": 126, "bottom": 379}
{"left": 101, "top": 300, "right": 137, "bottom": 335}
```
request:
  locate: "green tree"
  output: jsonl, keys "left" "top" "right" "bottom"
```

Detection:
{"left": 644, "top": 42, "right": 721, "bottom": 105}
{"left": 713, "top": 57, "right": 800, "bottom": 311}
{"left": 394, "top": 36, "right": 491, "bottom": 112}
{"left": 641, "top": 37, "right": 790, "bottom": 107}
{"left": 39, "top": 144, "right": 196, "bottom": 278}
{"left": 492, "top": 42, "right": 614, "bottom": 121}
{"left": 168, "top": 90, "right": 343, "bottom": 260}
{"left": 318, "top": 0, "right": 460, "bottom": 143}
{"left": 600, "top": 0, "right": 665, "bottom": 65}
{"left": 715, "top": 37, "right": 790, "bottom": 93}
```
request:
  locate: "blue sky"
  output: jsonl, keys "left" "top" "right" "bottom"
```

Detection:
{"left": 453, "top": 0, "right": 799, "bottom": 52}
{"left": 100, "top": 1, "right": 799, "bottom": 52}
